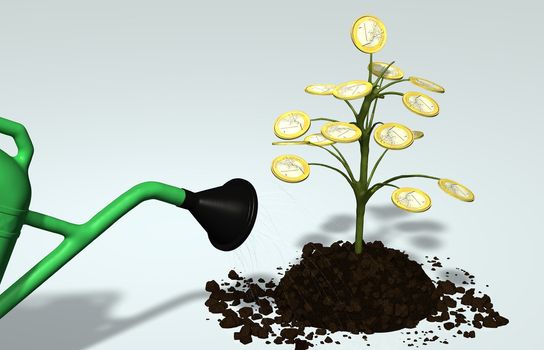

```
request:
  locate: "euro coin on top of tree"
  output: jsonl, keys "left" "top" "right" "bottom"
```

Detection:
{"left": 351, "top": 15, "right": 387, "bottom": 54}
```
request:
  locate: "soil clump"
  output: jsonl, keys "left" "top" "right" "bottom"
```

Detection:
{"left": 204, "top": 240, "right": 509, "bottom": 348}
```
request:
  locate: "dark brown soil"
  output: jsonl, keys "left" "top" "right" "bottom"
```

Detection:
{"left": 274, "top": 241, "right": 437, "bottom": 333}
{"left": 204, "top": 240, "right": 509, "bottom": 348}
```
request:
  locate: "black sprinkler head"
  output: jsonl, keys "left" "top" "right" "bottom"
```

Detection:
{"left": 180, "top": 178, "right": 258, "bottom": 251}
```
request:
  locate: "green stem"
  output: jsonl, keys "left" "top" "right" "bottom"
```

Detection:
{"left": 368, "top": 174, "right": 441, "bottom": 199}
{"left": 378, "top": 78, "right": 410, "bottom": 93}
{"left": 381, "top": 174, "right": 440, "bottom": 184}
{"left": 377, "top": 91, "right": 404, "bottom": 97}
{"left": 367, "top": 53, "right": 373, "bottom": 84}
{"left": 311, "top": 118, "right": 340, "bottom": 123}
{"left": 344, "top": 101, "right": 358, "bottom": 119}
{"left": 354, "top": 200, "right": 366, "bottom": 254}
{"left": 358, "top": 96, "right": 373, "bottom": 125}
{"left": 313, "top": 144, "right": 356, "bottom": 182}
{"left": 367, "top": 149, "right": 388, "bottom": 184}
{"left": 372, "top": 183, "right": 400, "bottom": 189}
{"left": 308, "top": 162, "right": 354, "bottom": 187}
{"left": 353, "top": 89, "right": 376, "bottom": 254}
{"left": 373, "top": 60, "right": 395, "bottom": 87}
{"left": 358, "top": 131, "right": 371, "bottom": 187}
{"left": 369, "top": 122, "right": 384, "bottom": 134}
{"left": 354, "top": 130, "right": 371, "bottom": 255}
{"left": 330, "top": 144, "right": 356, "bottom": 182}
{"left": 364, "top": 79, "right": 383, "bottom": 129}
{"left": 366, "top": 97, "right": 380, "bottom": 129}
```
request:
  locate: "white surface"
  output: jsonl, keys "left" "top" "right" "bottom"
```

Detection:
{"left": 0, "top": 0, "right": 542, "bottom": 349}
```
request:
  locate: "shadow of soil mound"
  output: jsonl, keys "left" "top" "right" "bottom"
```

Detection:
{"left": 204, "top": 241, "right": 509, "bottom": 348}
{"left": 274, "top": 241, "right": 436, "bottom": 333}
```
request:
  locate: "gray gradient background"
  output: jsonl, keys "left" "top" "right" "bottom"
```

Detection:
{"left": 0, "top": 0, "right": 542, "bottom": 349}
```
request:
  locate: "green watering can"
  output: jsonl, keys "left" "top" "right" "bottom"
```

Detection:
{"left": 0, "top": 116, "right": 258, "bottom": 319}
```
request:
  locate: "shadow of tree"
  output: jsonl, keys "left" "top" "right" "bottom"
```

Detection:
{"left": 320, "top": 214, "right": 354, "bottom": 233}
{"left": 295, "top": 206, "right": 449, "bottom": 251}
{"left": 396, "top": 220, "right": 447, "bottom": 249}
{"left": 365, "top": 218, "right": 447, "bottom": 248}
{"left": 0, "top": 289, "right": 206, "bottom": 350}
{"left": 295, "top": 213, "right": 355, "bottom": 247}
{"left": 366, "top": 204, "right": 408, "bottom": 220}
{"left": 409, "top": 235, "right": 442, "bottom": 249}
{"left": 395, "top": 221, "right": 447, "bottom": 233}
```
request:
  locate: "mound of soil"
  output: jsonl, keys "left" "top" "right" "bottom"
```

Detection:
{"left": 274, "top": 241, "right": 437, "bottom": 333}
{"left": 204, "top": 240, "right": 509, "bottom": 348}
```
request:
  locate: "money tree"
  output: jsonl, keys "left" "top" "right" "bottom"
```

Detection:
{"left": 270, "top": 15, "right": 475, "bottom": 254}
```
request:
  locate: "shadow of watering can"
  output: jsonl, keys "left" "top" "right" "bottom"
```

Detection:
{"left": 0, "top": 116, "right": 258, "bottom": 319}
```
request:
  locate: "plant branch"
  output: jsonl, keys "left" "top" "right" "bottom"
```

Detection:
{"left": 372, "top": 183, "right": 400, "bottom": 189}
{"left": 366, "top": 97, "right": 380, "bottom": 129}
{"left": 311, "top": 117, "right": 340, "bottom": 122}
{"left": 373, "top": 60, "right": 395, "bottom": 87}
{"left": 308, "top": 162, "right": 354, "bottom": 187}
{"left": 369, "top": 121, "right": 384, "bottom": 134}
{"left": 369, "top": 174, "right": 440, "bottom": 193}
{"left": 367, "top": 53, "right": 373, "bottom": 84}
{"left": 377, "top": 91, "right": 404, "bottom": 97}
{"left": 367, "top": 149, "right": 388, "bottom": 184}
{"left": 331, "top": 144, "right": 356, "bottom": 181}
{"left": 378, "top": 78, "right": 410, "bottom": 93}
{"left": 358, "top": 96, "right": 372, "bottom": 123}
{"left": 363, "top": 78, "right": 383, "bottom": 129}
{"left": 313, "top": 144, "right": 357, "bottom": 183}
{"left": 344, "top": 100, "right": 358, "bottom": 119}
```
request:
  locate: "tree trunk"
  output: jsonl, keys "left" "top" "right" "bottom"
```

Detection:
{"left": 354, "top": 127, "right": 371, "bottom": 254}
{"left": 354, "top": 198, "right": 366, "bottom": 254}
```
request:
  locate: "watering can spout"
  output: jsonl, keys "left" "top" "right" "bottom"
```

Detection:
{"left": 180, "top": 178, "right": 258, "bottom": 251}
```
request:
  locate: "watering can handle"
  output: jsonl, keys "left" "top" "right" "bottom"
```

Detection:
{"left": 0, "top": 116, "right": 34, "bottom": 171}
